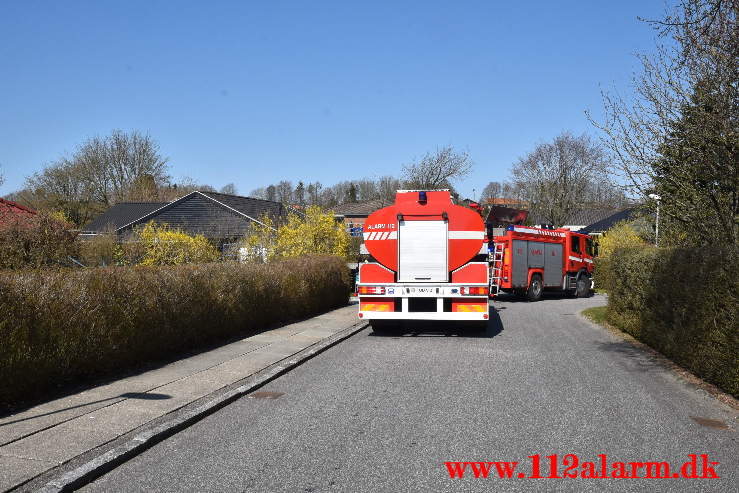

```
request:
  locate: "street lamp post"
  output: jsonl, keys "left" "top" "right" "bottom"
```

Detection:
{"left": 649, "top": 194, "right": 661, "bottom": 246}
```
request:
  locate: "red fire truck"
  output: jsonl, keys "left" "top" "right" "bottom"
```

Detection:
{"left": 357, "top": 190, "right": 489, "bottom": 330}
{"left": 489, "top": 226, "right": 594, "bottom": 301}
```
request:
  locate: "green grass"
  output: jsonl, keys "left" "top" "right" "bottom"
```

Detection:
{"left": 581, "top": 306, "right": 607, "bottom": 325}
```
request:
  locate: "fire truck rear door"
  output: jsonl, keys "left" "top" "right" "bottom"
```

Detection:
{"left": 397, "top": 220, "right": 448, "bottom": 282}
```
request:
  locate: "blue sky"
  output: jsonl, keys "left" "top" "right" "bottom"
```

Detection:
{"left": 0, "top": 0, "right": 668, "bottom": 200}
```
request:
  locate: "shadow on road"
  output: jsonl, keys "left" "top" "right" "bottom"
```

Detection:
{"left": 367, "top": 308, "right": 504, "bottom": 339}
{"left": 493, "top": 291, "right": 582, "bottom": 303}
{"left": 594, "top": 340, "right": 666, "bottom": 372}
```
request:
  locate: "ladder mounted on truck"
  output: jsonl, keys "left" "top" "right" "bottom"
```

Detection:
{"left": 489, "top": 242, "right": 504, "bottom": 296}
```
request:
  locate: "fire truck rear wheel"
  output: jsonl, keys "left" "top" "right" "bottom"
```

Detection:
{"left": 527, "top": 274, "right": 543, "bottom": 302}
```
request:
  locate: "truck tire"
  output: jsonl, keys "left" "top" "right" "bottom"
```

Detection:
{"left": 527, "top": 274, "right": 543, "bottom": 302}
{"left": 575, "top": 274, "right": 590, "bottom": 298}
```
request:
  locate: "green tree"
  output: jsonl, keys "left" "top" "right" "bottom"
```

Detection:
{"left": 653, "top": 82, "right": 738, "bottom": 245}
{"left": 345, "top": 183, "right": 357, "bottom": 203}
{"left": 294, "top": 181, "right": 306, "bottom": 207}
{"left": 591, "top": 0, "right": 737, "bottom": 245}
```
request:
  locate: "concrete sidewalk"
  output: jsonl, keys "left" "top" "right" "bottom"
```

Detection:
{"left": 0, "top": 304, "right": 364, "bottom": 492}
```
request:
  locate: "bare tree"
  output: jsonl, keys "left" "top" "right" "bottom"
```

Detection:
{"left": 0, "top": 166, "right": 4, "bottom": 187}
{"left": 511, "top": 133, "right": 611, "bottom": 227}
{"left": 265, "top": 185, "right": 277, "bottom": 202}
{"left": 319, "top": 187, "right": 338, "bottom": 208}
{"left": 376, "top": 175, "right": 402, "bottom": 204}
{"left": 154, "top": 176, "right": 216, "bottom": 202}
{"left": 355, "top": 179, "right": 378, "bottom": 201}
{"left": 126, "top": 174, "right": 160, "bottom": 202}
{"left": 589, "top": 0, "right": 738, "bottom": 244}
{"left": 401, "top": 146, "right": 473, "bottom": 189}
{"left": 220, "top": 183, "right": 237, "bottom": 195}
{"left": 480, "top": 181, "right": 503, "bottom": 202}
{"left": 24, "top": 157, "right": 96, "bottom": 225}
{"left": 73, "top": 129, "right": 169, "bottom": 204}
{"left": 249, "top": 187, "right": 266, "bottom": 199}
{"left": 327, "top": 181, "right": 351, "bottom": 205}
{"left": 276, "top": 180, "right": 293, "bottom": 204}
{"left": 24, "top": 130, "right": 169, "bottom": 225}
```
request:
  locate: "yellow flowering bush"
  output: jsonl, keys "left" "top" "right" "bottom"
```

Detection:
{"left": 597, "top": 220, "right": 648, "bottom": 258}
{"left": 137, "top": 222, "right": 219, "bottom": 265}
{"left": 243, "top": 206, "right": 351, "bottom": 262}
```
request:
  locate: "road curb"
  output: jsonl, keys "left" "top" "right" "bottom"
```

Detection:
{"left": 29, "top": 321, "right": 368, "bottom": 493}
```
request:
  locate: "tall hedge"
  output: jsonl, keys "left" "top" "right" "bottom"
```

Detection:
{"left": 602, "top": 247, "right": 738, "bottom": 397}
{"left": 0, "top": 256, "right": 351, "bottom": 406}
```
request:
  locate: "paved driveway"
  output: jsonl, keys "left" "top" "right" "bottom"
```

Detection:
{"left": 84, "top": 294, "right": 737, "bottom": 492}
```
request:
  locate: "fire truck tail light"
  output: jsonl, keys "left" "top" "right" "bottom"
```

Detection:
{"left": 460, "top": 286, "right": 489, "bottom": 296}
{"left": 358, "top": 286, "right": 386, "bottom": 295}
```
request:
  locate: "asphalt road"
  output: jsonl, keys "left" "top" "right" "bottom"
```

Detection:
{"left": 84, "top": 294, "right": 737, "bottom": 492}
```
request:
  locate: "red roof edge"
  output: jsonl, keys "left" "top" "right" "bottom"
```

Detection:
{"left": 0, "top": 198, "right": 38, "bottom": 215}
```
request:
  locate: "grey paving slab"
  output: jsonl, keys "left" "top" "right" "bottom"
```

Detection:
{"left": 73, "top": 403, "right": 161, "bottom": 435}
{"left": 287, "top": 333, "right": 328, "bottom": 344}
{"left": 294, "top": 327, "right": 343, "bottom": 338}
{"left": 210, "top": 355, "right": 283, "bottom": 377}
{"left": 0, "top": 455, "right": 56, "bottom": 491}
{"left": 0, "top": 422, "right": 120, "bottom": 464}
{"left": 244, "top": 332, "right": 289, "bottom": 343}
{"left": 262, "top": 338, "right": 321, "bottom": 356}
{"left": 0, "top": 395, "right": 127, "bottom": 447}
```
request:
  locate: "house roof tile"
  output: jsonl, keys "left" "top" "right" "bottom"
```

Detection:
{"left": 531, "top": 208, "right": 624, "bottom": 229}
{"left": 580, "top": 208, "right": 638, "bottom": 234}
{"left": 82, "top": 202, "right": 168, "bottom": 233}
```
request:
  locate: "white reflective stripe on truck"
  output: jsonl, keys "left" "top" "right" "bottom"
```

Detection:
{"left": 363, "top": 231, "right": 398, "bottom": 240}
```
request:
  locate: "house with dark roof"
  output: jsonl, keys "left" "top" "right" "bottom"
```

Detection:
{"left": 333, "top": 199, "right": 387, "bottom": 236}
{"left": 82, "top": 202, "right": 168, "bottom": 234}
{"left": 580, "top": 207, "right": 639, "bottom": 235}
{"left": 83, "top": 191, "right": 287, "bottom": 246}
{"left": 530, "top": 208, "right": 625, "bottom": 232}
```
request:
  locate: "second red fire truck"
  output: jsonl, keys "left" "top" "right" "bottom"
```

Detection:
{"left": 489, "top": 225, "right": 594, "bottom": 301}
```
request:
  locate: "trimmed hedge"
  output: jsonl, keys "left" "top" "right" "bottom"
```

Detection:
{"left": 602, "top": 247, "right": 738, "bottom": 397}
{"left": 0, "top": 255, "right": 351, "bottom": 406}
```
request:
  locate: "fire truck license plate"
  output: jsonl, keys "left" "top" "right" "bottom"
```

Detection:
{"left": 416, "top": 288, "right": 435, "bottom": 293}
